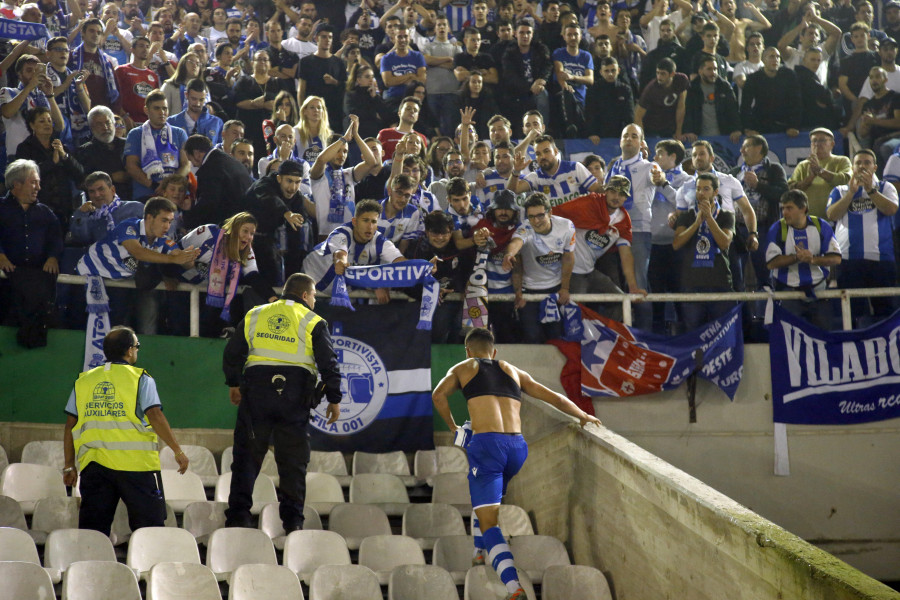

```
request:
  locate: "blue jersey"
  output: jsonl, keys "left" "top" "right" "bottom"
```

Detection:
{"left": 551, "top": 47, "right": 593, "bottom": 105}
{"left": 378, "top": 199, "right": 424, "bottom": 243}
{"left": 380, "top": 49, "right": 426, "bottom": 98}
{"left": 521, "top": 160, "right": 597, "bottom": 207}
{"left": 123, "top": 124, "right": 188, "bottom": 199}
{"left": 443, "top": 0, "right": 472, "bottom": 33}
{"left": 76, "top": 217, "right": 176, "bottom": 279}
{"left": 447, "top": 200, "right": 484, "bottom": 238}
{"left": 827, "top": 179, "right": 899, "bottom": 262}
{"left": 766, "top": 217, "right": 841, "bottom": 288}
{"left": 301, "top": 223, "right": 404, "bottom": 292}
{"left": 167, "top": 109, "right": 223, "bottom": 145}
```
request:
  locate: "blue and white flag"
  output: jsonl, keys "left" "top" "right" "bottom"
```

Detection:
{"left": 83, "top": 276, "right": 110, "bottom": 371}
{"left": 580, "top": 304, "right": 744, "bottom": 400}
{"left": 309, "top": 302, "right": 434, "bottom": 452}
{"left": 769, "top": 303, "right": 900, "bottom": 425}
{"left": 0, "top": 17, "right": 49, "bottom": 41}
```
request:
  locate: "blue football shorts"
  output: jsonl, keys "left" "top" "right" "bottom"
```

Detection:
{"left": 466, "top": 432, "right": 528, "bottom": 510}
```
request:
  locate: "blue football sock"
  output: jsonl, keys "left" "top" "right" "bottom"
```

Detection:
{"left": 482, "top": 526, "right": 520, "bottom": 594}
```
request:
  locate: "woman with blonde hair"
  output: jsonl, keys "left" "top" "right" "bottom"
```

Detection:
{"left": 161, "top": 52, "right": 203, "bottom": 114}
{"left": 177, "top": 211, "right": 277, "bottom": 334}
{"left": 293, "top": 95, "right": 333, "bottom": 163}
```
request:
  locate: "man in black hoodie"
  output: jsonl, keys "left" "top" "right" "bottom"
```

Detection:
{"left": 586, "top": 57, "right": 634, "bottom": 141}
{"left": 501, "top": 18, "right": 552, "bottom": 135}
{"left": 740, "top": 47, "right": 801, "bottom": 136}
{"left": 640, "top": 18, "right": 687, "bottom": 91}
{"left": 795, "top": 47, "right": 837, "bottom": 131}
{"left": 683, "top": 55, "right": 741, "bottom": 143}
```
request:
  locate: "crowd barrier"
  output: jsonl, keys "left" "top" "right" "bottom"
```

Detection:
{"left": 35, "top": 273, "right": 898, "bottom": 337}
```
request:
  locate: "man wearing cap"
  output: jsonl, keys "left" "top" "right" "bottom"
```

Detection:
{"left": 551, "top": 175, "right": 647, "bottom": 320}
{"left": 788, "top": 128, "right": 852, "bottom": 219}
{"left": 241, "top": 160, "right": 311, "bottom": 287}
{"left": 885, "top": 2, "right": 900, "bottom": 42}
{"left": 856, "top": 37, "right": 900, "bottom": 98}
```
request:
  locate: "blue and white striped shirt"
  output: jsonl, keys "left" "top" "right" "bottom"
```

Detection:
{"left": 301, "top": 223, "right": 404, "bottom": 292}
{"left": 521, "top": 160, "right": 597, "bottom": 207}
{"left": 828, "top": 179, "right": 899, "bottom": 262}
{"left": 76, "top": 217, "right": 175, "bottom": 279}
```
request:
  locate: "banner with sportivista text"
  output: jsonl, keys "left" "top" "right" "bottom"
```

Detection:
{"left": 309, "top": 301, "right": 434, "bottom": 452}
{"left": 769, "top": 303, "right": 900, "bottom": 425}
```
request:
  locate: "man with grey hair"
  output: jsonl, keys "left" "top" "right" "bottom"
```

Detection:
{"left": 76, "top": 105, "right": 132, "bottom": 199}
{"left": 0, "top": 160, "right": 63, "bottom": 346}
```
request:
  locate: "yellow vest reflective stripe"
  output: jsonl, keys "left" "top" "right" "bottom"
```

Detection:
{"left": 244, "top": 299, "right": 321, "bottom": 373}
{"left": 72, "top": 363, "right": 160, "bottom": 472}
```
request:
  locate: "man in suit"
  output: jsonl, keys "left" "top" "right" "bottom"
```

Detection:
{"left": 182, "top": 134, "right": 253, "bottom": 230}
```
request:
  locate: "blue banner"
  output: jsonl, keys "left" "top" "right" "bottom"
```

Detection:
{"left": 581, "top": 304, "right": 744, "bottom": 400}
{"left": 309, "top": 302, "right": 434, "bottom": 452}
{"left": 0, "top": 18, "right": 48, "bottom": 41}
{"left": 563, "top": 131, "right": 845, "bottom": 177}
{"left": 769, "top": 304, "right": 900, "bottom": 425}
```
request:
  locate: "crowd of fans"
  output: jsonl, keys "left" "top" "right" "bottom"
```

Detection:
{"left": 1, "top": 0, "right": 899, "bottom": 346}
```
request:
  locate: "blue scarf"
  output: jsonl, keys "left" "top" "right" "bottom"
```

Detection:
{"left": 654, "top": 167, "right": 680, "bottom": 205}
{"left": 740, "top": 161, "right": 765, "bottom": 206}
{"left": 326, "top": 165, "right": 351, "bottom": 223}
{"left": 70, "top": 42, "right": 120, "bottom": 104}
{"left": 330, "top": 259, "right": 439, "bottom": 330}
{"left": 540, "top": 293, "right": 561, "bottom": 323}
{"left": 693, "top": 199, "right": 721, "bottom": 268}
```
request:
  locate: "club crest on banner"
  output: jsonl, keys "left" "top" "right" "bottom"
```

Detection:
{"left": 310, "top": 334, "right": 388, "bottom": 436}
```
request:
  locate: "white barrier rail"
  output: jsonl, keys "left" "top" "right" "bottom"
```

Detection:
{"left": 14, "top": 273, "right": 898, "bottom": 337}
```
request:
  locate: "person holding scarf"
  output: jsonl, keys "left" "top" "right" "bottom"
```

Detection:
{"left": 124, "top": 89, "right": 190, "bottom": 201}
{"left": 174, "top": 212, "right": 277, "bottom": 336}
{"left": 67, "top": 18, "right": 121, "bottom": 116}
{"left": 309, "top": 114, "right": 379, "bottom": 240}
{"left": 0, "top": 53, "right": 64, "bottom": 161}
{"left": 673, "top": 172, "right": 735, "bottom": 331}
{"left": 46, "top": 36, "right": 92, "bottom": 147}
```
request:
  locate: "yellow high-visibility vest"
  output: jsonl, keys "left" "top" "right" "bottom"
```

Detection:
{"left": 244, "top": 299, "right": 322, "bottom": 374}
{"left": 73, "top": 363, "right": 160, "bottom": 472}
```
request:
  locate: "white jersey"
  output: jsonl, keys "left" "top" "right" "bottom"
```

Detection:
{"left": 513, "top": 215, "right": 576, "bottom": 289}
{"left": 311, "top": 165, "right": 358, "bottom": 237}
{"left": 675, "top": 169, "right": 746, "bottom": 213}
{"left": 178, "top": 224, "right": 259, "bottom": 283}
{"left": 520, "top": 160, "right": 598, "bottom": 207}
{"left": 605, "top": 154, "right": 655, "bottom": 233}
{"left": 301, "top": 223, "right": 404, "bottom": 292}
{"left": 378, "top": 200, "right": 423, "bottom": 244}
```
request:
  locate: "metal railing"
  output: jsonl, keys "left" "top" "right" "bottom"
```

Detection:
{"left": 33, "top": 273, "right": 894, "bottom": 337}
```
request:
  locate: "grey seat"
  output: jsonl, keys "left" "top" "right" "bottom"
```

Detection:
{"left": 358, "top": 534, "right": 426, "bottom": 585}
{"left": 258, "top": 502, "right": 322, "bottom": 550}
{"left": 307, "top": 564, "right": 382, "bottom": 600}
{"left": 388, "top": 564, "right": 460, "bottom": 600}
{"left": 352, "top": 451, "right": 416, "bottom": 487}
{"left": 213, "top": 472, "right": 277, "bottom": 515}
{"left": 402, "top": 503, "right": 467, "bottom": 550}
{"left": 432, "top": 535, "right": 475, "bottom": 585}
{"left": 431, "top": 472, "right": 472, "bottom": 517}
{"left": 0, "top": 560, "right": 56, "bottom": 600}
{"left": 348, "top": 473, "right": 410, "bottom": 516}
{"left": 220, "top": 446, "right": 279, "bottom": 486}
{"left": 463, "top": 565, "right": 536, "bottom": 600}
{"left": 308, "top": 451, "right": 351, "bottom": 487}
{"left": 181, "top": 501, "right": 227, "bottom": 546}
{"left": 161, "top": 469, "right": 207, "bottom": 513}
{"left": 0, "top": 462, "right": 67, "bottom": 513}
{"left": 540, "top": 565, "right": 613, "bottom": 600}
{"left": 305, "top": 472, "right": 346, "bottom": 516}
{"left": 468, "top": 504, "right": 533, "bottom": 538}
{"left": 228, "top": 564, "right": 305, "bottom": 600}
{"left": 62, "top": 560, "right": 142, "bottom": 600}
{"left": 414, "top": 447, "right": 468, "bottom": 486}
{"left": 30, "top": 496, "right": 80, "bottom": 544}
{"left": 21, "top": 440, "right": 66, "bottom": 470}
{"left": 160, "top": 445, "right": 219, "bottom": 487}
{"left": 508, "top": 535, "right": 571, "bottom": 583}
{"left": 327, "top": 503, "right": 391, "bottom": 550}
{"left": 146, "top": 562, "right": 222, "bottom": 600}
{"left": 45, "top": 528, "right": 117, "bottom": 583}
{"left": 126, "top": 526, "right": 201, "bottom": 580}
{"left": 0, "top": 494, "right": 28, "bottom": 532}
{"left": 282, "top": 529, "right": 351, "bottom": 584}
{"left": 205, "top": 527, "right": 278, "bottom": 582}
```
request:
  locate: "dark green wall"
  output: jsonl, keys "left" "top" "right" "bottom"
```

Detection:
{"left": 0, "top": 326, "right": 469, "bottom": 431}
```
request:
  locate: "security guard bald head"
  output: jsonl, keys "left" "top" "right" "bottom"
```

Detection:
{"left": 284, "top": 273, "right": 317, "bottom": 309}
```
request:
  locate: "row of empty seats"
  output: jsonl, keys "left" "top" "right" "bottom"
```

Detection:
{"left": 1, "top": 462, "right": 475, "bottom": 518}
{"left": 0, "top": 559, "right": 611, "bottom": 600}
{"left": 4, "top": 441, "right": 468, "bottom": 489}
{"left": 0, "top": 523, "right": 608, "bottom": 599}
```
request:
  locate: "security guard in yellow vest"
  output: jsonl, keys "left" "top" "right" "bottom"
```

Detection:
{"left": 223, "top": 272, "right": 342, "bottom": 531}
{"left": 63, "top": 326, "right": 190, "bottom": 535}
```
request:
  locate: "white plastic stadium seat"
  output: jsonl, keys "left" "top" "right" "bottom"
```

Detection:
{"left": 228, "top": 564, "right": 305, "bottom": 600}
{"left": 304, "top": 472, "right": 345, "bottom": 516}
{"left": 414, "top": 447, "right": 467, "bottom": 486}
{"left": 30, "top": 496, "right": 80, "bottom": 544}
{"left": 161, "top": 445, "right": 219, "bottom": 487}
{"left": 0, "top": 560, "right": 56, "bottom": 600}
{"left": 540, "top": 565, "right": 613, "bottom": 600}
{"left": 348, "top": 473, "right": 410, "bottom": 516}
{"left": 62, "top": 560, "right": 142, "bottom": 600}
{"left": 0, "top": 494, "right": 28, "bottom": 531}
{"left": 259, "top": 502, "right": 322, "bottom": 550}
{"left": 220, "top": 446, "right": 279, "bottom": 486}
{"left": 431, "top": 535, "right": 476, "bottom": 585}
{"left": 352, "top": 451, "right": 416, "bottom": 487}
{"left": 326, "top": 503, "right": 391, "bottom": 550}
{"left": 162, "top": 469, "right": 208, "bottom": 513}
{"left": 181, "top": 501, "right": 227, "bottom": 545}
{"left": 282, "top": 529, "right": 351, "bottom": 584}
{"left": 307, "top": 564, "right": 382, "bottom": 600}
{"left": 21, "top": 440, "right": 66, "bottom": 470}
{"left": 45, "top": 528, "right": 117, "bottom": 583}
{"left": 0, "top": 462, "right": 67, "bottom": 513}
{"left": 205, "top": 527, "right": 277, "bottom": 582}
{"left": 308, "top": 451, "right": 351, "bottom": 486}
{"left": 0, "top": 526, "right": 43, "bottom": 566}
{"left": 126, "top": 526, "right": 201, "bottom": 580}
{"left": 463, "top": 565, "right": 536, "bottom": 600}
{"left": 388, "top": 564, "right": 460, "bottom": 600}
{"left": 431, "top": 472, "right": 472, "bottom": 517}
{"left": 214, "top": 472, "right": 277, "bottom": 514}
{"left": 508, "top": 535, "right": 572, "bottom": 583}
{"left": 146, "top": 562, "right": 222, "bottom": 600}
{"left": 402, "top": 503, "right": 466, "bottom": 550}
{"left": 470, "top": 504, "right": 533, "bottom": 538}
{"left": 358, "top": 534, "right": 426, "bottom": 585}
